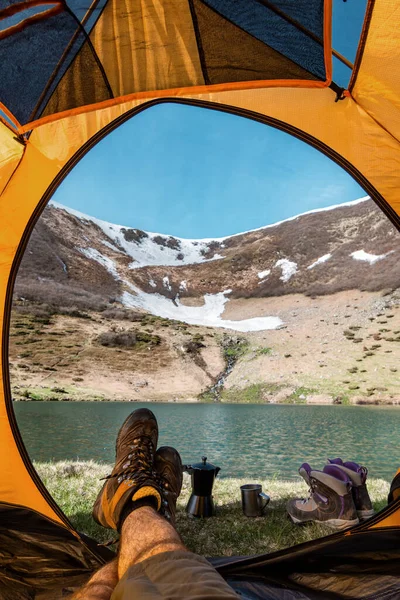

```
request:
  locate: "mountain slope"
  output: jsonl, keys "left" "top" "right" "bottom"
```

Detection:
{"left": 10, "top": 197, "right": 400, "bottom": 404}
{"left": 14, "top": 197, "right": 400, "bottom": 333}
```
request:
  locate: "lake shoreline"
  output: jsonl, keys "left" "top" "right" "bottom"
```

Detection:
{"left": 16, "top": 402, "right": 400, "bottom": 480}
{"left": 13, "top": 396, "right": 400, "bottom": 406}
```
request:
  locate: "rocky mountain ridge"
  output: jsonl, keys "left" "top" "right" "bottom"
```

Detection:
{"left": 15, "top": 198, "right": 400, "bottom": 332}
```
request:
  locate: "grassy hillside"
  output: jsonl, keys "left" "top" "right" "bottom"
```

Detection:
{"left": 10, "top": 288, "right": 400, "bottom": 404}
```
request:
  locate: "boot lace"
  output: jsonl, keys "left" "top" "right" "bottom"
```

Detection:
{"left": 155, "top": 471, "right": 173, "bottom": 520}
{"left": 300, "top": 478, "right": 317, "bottom": 504}
{"left": 101, "top": 436, "right": 158, "bottom": 485}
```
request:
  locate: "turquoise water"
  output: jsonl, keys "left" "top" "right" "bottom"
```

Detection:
{"left": 13, "top": 402, "right": 400, "bottom": 481}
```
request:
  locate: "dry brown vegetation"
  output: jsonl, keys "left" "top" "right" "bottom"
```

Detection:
{"left": 9, "top": 200, "right": 400, "bottom": 404}
{"left": 9, "top": 299, "right": 224, "bottom": 402}
{"left": 97, "top": 330, "right": 161, "bottom": 348}
{"left": 9, "top": 287, "right": 400, "bottom": 404}
{"left": 14, "top": 201, "right": 400, "bottom": 311}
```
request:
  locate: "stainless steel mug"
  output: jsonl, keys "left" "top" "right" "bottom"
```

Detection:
{"left": 240, "top": 484, "right": 270, "bottom": 517}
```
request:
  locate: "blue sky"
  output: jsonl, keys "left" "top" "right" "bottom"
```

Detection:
{"left": 53, "top": 1, "right": 368, "bottom": 239}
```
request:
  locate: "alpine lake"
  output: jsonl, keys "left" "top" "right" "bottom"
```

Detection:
{"left": 14, "top": 402, "right": 400, "bottom": 481}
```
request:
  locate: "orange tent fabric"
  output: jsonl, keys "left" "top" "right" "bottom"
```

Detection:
{"left": 0, "top": 1, "right": 399, "bottom": 596}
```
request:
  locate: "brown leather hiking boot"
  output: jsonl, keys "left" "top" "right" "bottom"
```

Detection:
{"left": 154, "top": 446, "right": 183, "bottom": 526}
{"left": 92, "top": 408, "right": 162, "bottom": 531}
{"left": 287, "top": 463, "right": 359, "bottom": 530}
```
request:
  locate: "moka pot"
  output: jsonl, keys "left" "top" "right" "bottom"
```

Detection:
{"left": 184, "top": 456, "right": 220, "bottom": 517}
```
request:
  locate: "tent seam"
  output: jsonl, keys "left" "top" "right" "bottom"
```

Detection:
{"left": 29, "top": 0, "right": 110, "bottom": 122}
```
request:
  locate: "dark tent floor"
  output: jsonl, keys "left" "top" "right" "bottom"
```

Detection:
{"left": 2, "top": 501, "right": 400, "bottom": 600}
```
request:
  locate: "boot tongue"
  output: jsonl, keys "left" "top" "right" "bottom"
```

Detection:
{"left": 323, "top": 464, "right": 353, "bottom": 493}
{"left": 298, "top": 462, "right": 312, "bottom": 484}
{"left": 324, "top": 464, "right": 350, "bottom": 481}
{"left": 344, "top": 461, "right": 368, "bottom": 483}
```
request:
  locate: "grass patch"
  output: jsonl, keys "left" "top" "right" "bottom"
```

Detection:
{"left": 221, "top": 383, "right": 282, "bottom": 403}
{"left": 223, "top": 343, "right": 249, "bottom": 361}
{"left": 220, "top": 335, "right": 250, "bottom": 362}
{"left": 34, "top": 461, "right": 390, "bottom": 556}
{"left": 255, "top": 347, "right": 273, "bottom": 357}
{"left": 197, "top": 390, "right": 217, "bottom": 403}
{"left": 285, "top": 387, "right": 316, "bottom": 404}
{"left": 13, "top": 385, "right": 107, "bottom": 402}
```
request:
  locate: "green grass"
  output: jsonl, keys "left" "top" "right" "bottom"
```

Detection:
{"left": 286, "top": 387, "right": 316, "bottom": 404}
{"left": 255, "top": 347, "right": 273, "bottom": 356}
{"left": 220, "top": 336, "right": 250, "bottom": 362}
{"left": 221, "top": 383, "right": 285, "bottom": 403}
{"left": 34, "top": 461, "right": 390, "bottom": 557}
{"left": 197, "top": 390, "right": 217, "bottom": 403}
{"left": 220, "top": 383, "right": 271, "bottom": 403}
{"left": 14, "top": 385, "right": 107, "bottom": 402}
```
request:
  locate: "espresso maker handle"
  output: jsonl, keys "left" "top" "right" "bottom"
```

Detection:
{"left": 259, "top": 492, "right": 270, "bottom": 512}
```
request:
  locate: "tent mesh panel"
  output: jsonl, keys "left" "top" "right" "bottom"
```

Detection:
{"left": 0, "top": 0, "right": 326, "bottom": 126}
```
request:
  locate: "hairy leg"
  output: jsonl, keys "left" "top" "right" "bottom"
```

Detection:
{"left": 71, "top": 506, "right": 184, "bottom": 598}
{"left": 117, "top": 506, "right": 186, "bottom": 579}
{"left": 70, "top": 558, "right": 118, "bottom": 600}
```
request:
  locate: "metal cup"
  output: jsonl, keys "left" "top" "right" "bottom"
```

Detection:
{"left": 240, "top": 484, "right": 270, "bottom": 517}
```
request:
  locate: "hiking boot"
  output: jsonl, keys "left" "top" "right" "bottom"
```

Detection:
{"left": 328, "top": 458, "right": 374, "bottom": 520}
{"left": 388, "top": 468, "right": 400, "bottom": 504}
{"left": 287, "top": 463, "right": 359, "bottom": 530}
{"left": 155, "top": 446, "right": 183, "bottom": 526}
{"left": 92, "top": 408, "right": 162, "bottom": 531}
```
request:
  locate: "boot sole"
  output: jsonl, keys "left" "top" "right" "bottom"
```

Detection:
{"left": 357, "top": 508, "right": 375, "bottom": 521}
{"left": 290, "top": 515, "right": 359, "bottom": 530}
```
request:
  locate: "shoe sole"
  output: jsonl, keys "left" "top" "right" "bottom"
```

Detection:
{"left": 289, "top": 515, "right": 359, "bottom": 530}
{"left": 357, "top": 508, "right": 375, "bottom": 520}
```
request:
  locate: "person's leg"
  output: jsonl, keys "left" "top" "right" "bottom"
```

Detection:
{"left": 117, "top": 506, "right": 185, "bottom": 579}
{"left": 112, "top": 506, "right": 239, "bottom": 600}
{"left": 72, "top": 504, "right": 238, "bottom": 600}
{"left": 71, "top": 408, "right": 163, "bottom": 599}
{"left": 70, "top": 559, "right": 118, "bottom": 600}
{"left": 72, "top": 409, "right": 238, "bottom": 599}
{"left": 71, "top": 412, "right": 183, "bottom": 599}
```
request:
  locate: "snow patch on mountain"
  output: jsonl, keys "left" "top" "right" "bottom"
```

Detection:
{"left": 258, "top": 269, "right": 271, "bottom": 279}
{"left": 51, "top": 201, "right": 225, "bottom": 269}
{"left": 78, "top": 243, "right": 281, "bottom": 332}
{"left": 124, "top": 238, "right": 224, "bottom": 269}
{"left": 79, "top": 247, "right": 120, "bottom": 280}
{"left": 350, "top": 250, "right": 394, "bottom": 264}
{"left": 163, "top": 276, "right": 172, "bottom": 291}
{"left": 307, "top": 253, "right": 332, "bottom": 270}
{"left": 275, "top": 259, "right": 297, "bottom": 282}
{"left": 101, "top": 240, "right": 124, "bottom": 254}
{"left": 121, "top": 285, "right": 282, "bottom": 333}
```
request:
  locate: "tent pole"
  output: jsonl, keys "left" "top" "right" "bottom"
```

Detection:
{"left": 332, "top": 49, "right": 353, "bottom": 69}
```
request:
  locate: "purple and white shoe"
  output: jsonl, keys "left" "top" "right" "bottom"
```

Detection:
{"left": 287, "top": 462, "right": 359, "bottom": 530}
{"left": 328, "top": 458, "right": 374, "bottom": 521}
